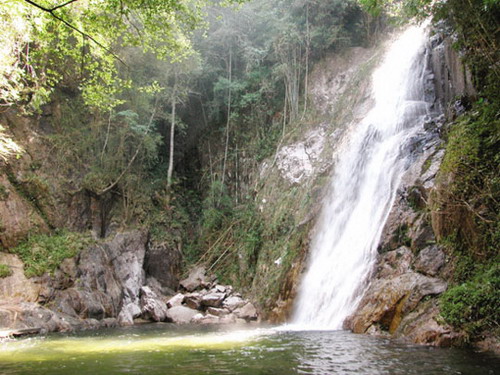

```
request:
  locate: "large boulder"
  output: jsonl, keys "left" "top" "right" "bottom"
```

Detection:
{"left": 207, "top": 307, "right": 230, "bottom": 317}
{"left": 191, "top": 313, "right": 220, "bottom": 324}
{"left": 179, "top": 266, "right": 209, "bottom": 292}
{"left": 166, "top": 293, "right": 185, "bottom": 308}
{"left": 140, "top": 286, "right": 168, "bottom": 322}
{"left": 413, "top": 245, "right": 446, "bottom": 277}
{"left": 345, "top": 272, "right": 447, "bottom": 334}
{"left": 222, "top": 296, "right": 246, "bottom": 312}
{"left": 201, "top": 292, "right": 226, "bottom": 308}
{"left": 104, "top": 231, "right": 147, "bottom": 322}
{"left": 184, "top": 292, "right": 202, "bottom": 310}
{"left": 166, "top": 306, "right": 199, "bottom": 324}
{"left": 73, "top": 243, "right": 122, "bottom": 316}
{"left": 234, "top": 302, "right": 258, "bottom": 321}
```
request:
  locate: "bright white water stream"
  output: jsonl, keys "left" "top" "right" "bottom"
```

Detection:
{"left": 291, "top": 25, "right": 433, "bottom": 329}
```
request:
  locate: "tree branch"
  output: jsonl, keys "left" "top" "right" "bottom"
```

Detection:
{"left": 50, "top": 0, "right": 79, "bottom": 11}
{"left": 23, "top": 0, "right": 126, "bottom": 66}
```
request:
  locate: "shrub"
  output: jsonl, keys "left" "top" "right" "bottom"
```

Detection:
{"left": 440, "top": 263, "right": 500, "bottom": 336}
{"left": 0, "top": 264, "right": 12, "bottom": 278}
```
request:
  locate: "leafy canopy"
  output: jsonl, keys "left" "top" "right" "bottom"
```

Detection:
{"left": 0, "top": 0, "right": 243, "bottom": 111}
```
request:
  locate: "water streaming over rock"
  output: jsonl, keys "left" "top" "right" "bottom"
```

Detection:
{"left": 292, "top": 25, "right": 434, "bottom": 329}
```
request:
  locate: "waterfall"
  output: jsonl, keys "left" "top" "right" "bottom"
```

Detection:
{"left": 291, "top": 25, "right": 432, "bottom": 329}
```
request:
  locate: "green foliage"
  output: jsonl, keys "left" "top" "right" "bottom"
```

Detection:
{"left": 0, "top": 263, "right": 13, "bottom": 278}
{"left": 439, "top": 100, "right": 500, "bottom": 258}
{"left": 440, "top": 263, "right": 500, "bottom": 336}
{"left": 435, "top": 96, "right": 500, "bottom": 339}
{"left": 11, "top": 230, "right": 94, "bottom": 278}
{"left": 200, "top": 180, "right": 233, "bottom": 232}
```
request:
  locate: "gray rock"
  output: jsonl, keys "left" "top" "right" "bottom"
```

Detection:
{"left": 184, "top": 293, "right": 202, "bottom": 310}
{"left": 166, "top": 293, "right": 185, "bottom": 308}
{"left": 345, "top": 272, "right": 447, "bottom": 334}
{"left": 100, "top": 318, "right": 118, "bottom": 328}
{"left": 207, "top": 307, "right": 230, "bottom": 317}
{"left": 377, "top": 246, "right": 413, "bottom": 278}
{"left": 166, "top": 306, "right": 199, "bottom": 324}
{"left": 234, "top": 302, "right": 258, "bottom": 321}
{"left": 118, "top": 302, "right": 142, "bottom": 326}
{"left": 223, "top": 296, "right": 246, "bottom": 311}
{"left": 54, "top": 288, "right": 111, "bottom": 320}
{"left": 191, "top": 313, "right": 220, "bottom": 324}
{"left": 144, "top": 242, "right": 181, "bottom": 291}
{"left": 408, "top": 215, "right": 435, "bottom": 250}
{"left": 140, "top": 286, "right": 168, "bottom": 322}
{"left": 146, "top": 276, "right": 175, "bottom": 297}
{"left": 104, "top": 231, "right": 147, "bottom": 321}
{"left": 74, "top": 244, "right": 122, "bottom": 316}
{"left": 413, "top": 245, "right": 446, "bottom": 276}
{"left": 180, "top": 266, "right": 208, "bottom": 292}
{"left": 214, "top": 285, "right": 227, "bottom": 293}
{"left": 201, "top": 292, "right": 226, "bottom": 308}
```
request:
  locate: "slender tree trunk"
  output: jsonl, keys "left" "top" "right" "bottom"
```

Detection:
{"left": 221, "top": 46, "right": 232, "bottom": 190}
{"left": 302, "top": 2, "right": 310, "bottom": 119}
{"left": 167, "top": 72, "right": 177, "bottom": 190}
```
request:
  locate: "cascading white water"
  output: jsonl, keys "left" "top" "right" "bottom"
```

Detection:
{"left": 291, "top": 25, "right": 432, "bottom": 329}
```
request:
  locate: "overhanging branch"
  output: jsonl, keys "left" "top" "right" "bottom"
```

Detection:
{"left": 23, "top": 0, "right": 126, "bottom": 65}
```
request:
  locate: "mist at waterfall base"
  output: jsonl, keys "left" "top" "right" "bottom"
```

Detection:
{"left": 291, "top": 24, "right": 435, "bottom": 330}
{"left": 1, "top": 26, "right": 499, "bottom": 375}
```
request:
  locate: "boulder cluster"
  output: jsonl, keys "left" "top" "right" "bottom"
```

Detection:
{"left": 141, "top": 266, "right": 259, "bottom": 325}
{"left": 0, "top": 232, "right": 259, "bottom": 336}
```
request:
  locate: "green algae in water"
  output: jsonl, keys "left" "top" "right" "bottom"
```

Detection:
{"left": 0, "top": 325, "right": 498, "bottom": 375}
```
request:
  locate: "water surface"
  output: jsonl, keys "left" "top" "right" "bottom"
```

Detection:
{"left": 0, "top": 324, "right": 498, "bottom": 374}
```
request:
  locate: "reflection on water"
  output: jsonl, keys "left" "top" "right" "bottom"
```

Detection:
{"left": 0, "top": 325, "right": 498, "bottom": 375}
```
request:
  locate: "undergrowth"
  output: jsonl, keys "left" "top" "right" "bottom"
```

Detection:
{"left": 438, "top": 96, "right": 500, "bottom": 339}
{"left": 10, "top": 230, "right": 95, "bottom": 278}
{"left": 0, "top": 263, "right": 12, "bottom": 278}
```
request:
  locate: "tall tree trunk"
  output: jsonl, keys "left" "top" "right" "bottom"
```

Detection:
{"left": 302, "top": 2, "right": 310, "bottom": 119}
{"left": 221, "top": 46, "right": 232, "bottom": 191}
{"left": 167, "top": 72, "right": 177, "bottom": 190}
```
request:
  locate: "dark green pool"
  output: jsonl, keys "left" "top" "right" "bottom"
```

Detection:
{"left": 0, "top": 324, "right": 498, "bottom": 374}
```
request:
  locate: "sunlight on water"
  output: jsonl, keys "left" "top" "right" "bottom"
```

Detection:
{"left": 0, "top": 327, "right": 274, "bottom": 362}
